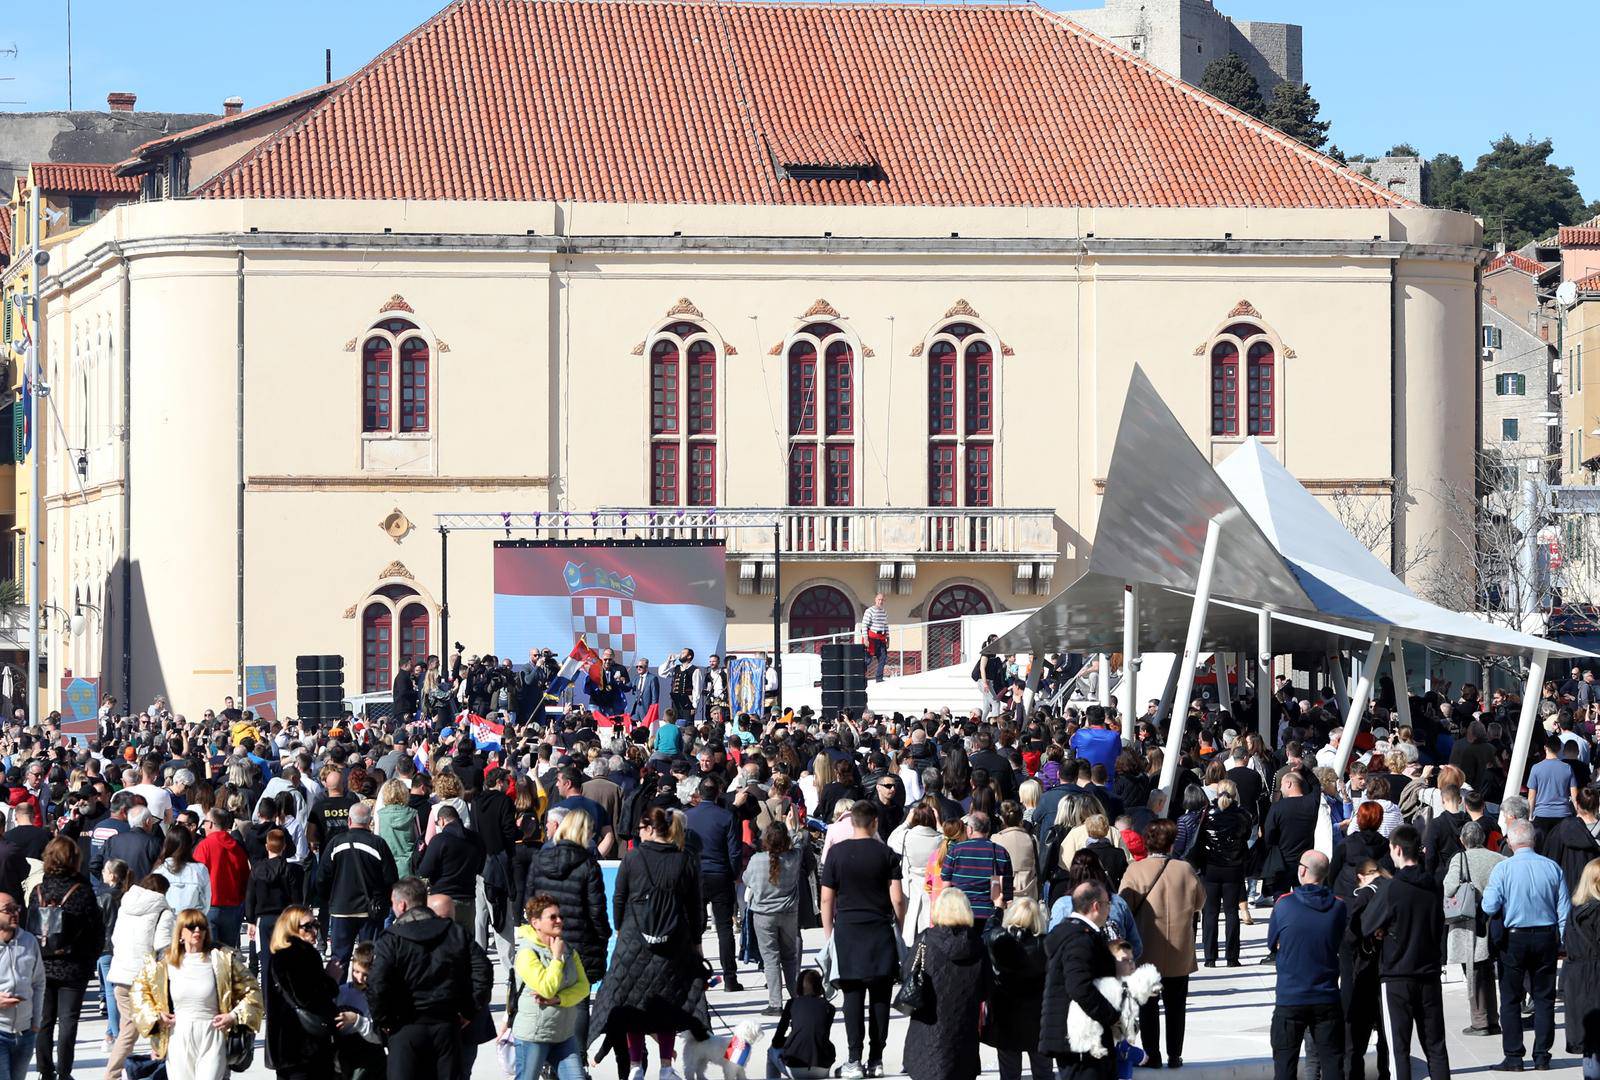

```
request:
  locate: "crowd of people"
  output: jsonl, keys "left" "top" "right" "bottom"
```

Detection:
{"left": 0, "top": 653, "right": 1599, "bottom": 1080}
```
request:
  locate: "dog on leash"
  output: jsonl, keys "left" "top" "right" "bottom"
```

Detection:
{"left": 682, "top": 1021, "right": 768, "bottom": 1080}
{"left": 1066, "top": 962, "right": 1164, "bottom": 1059}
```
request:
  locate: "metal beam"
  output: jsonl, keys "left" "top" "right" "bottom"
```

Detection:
{"left": 1216, "top": 651, "right": 1233, "bottom": 720}
{"left": 1097, "top": 654, "right": 1112, "bottom": 709}
{"left": 1122, "top": 583, "right": 1140, "bottom": 746}
{"left": 1328, "top": 653, "right": 1351, "bottom": 715}
{"left": 1390, "top": 642, "right": 1413, "bottom": 733}
{"left": 1258, "top": 610, "right": 1274, "bottom": 744}
{"left": 1332, "top": 631, "right": 1390, "bottom": 775}
{"left": 1503, "top": 649, "right": 1550, "bottom": 807}
{"left": 1160, "top": 517, "right": 1224, "bottom": 795}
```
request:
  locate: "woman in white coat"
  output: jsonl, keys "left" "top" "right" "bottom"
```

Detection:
{"left": 887, "top": 800, "right": 943, "bottom": 945}
{"left": 105, "top": 874, "right": 176, "bottom": 1080}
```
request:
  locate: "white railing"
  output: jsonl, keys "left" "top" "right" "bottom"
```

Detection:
{"left": 589, "top": 506, "right": 1059, "bottom": 558}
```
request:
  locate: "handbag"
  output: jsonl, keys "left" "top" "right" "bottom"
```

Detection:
{"left": 225, "top": 1026, "right": 255, "bottom": 1072}
{"left": 1442, "top": 853, "right": 1480, "bottom": 925}
{"left": 293, "top": 1002, "right": 333, "bottom": 1039}
{"left": 892, "top": 934, "right": 929, "bottom": 1016}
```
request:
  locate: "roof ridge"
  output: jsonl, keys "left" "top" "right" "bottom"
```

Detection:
{"left": 1032, "top": 5, "right": 1411, "bottom": 210}
{"left": 119, "top": 81, "right": 344, "bottom": 172}
{"left": 198, "top": 0, "right": 474, "bottom": 197}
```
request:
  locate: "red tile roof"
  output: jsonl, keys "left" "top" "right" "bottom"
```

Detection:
{"left": 115, "top": 82, "right": 344, "bottom": 174}
{"left": 1577, "top": 271, "right": 1600, "bottom": 293}
{"left": 31, "top": 163, "right": 139, "bottom": 197}
{"left": 201, "top": 0, "right": 1406, "bottom": 209}
{"left": 0, "top": 206, "right": 10, "bottom": 265}
{"left": 1560, "top": 226, "right": 1600, "bottom": 247}
{"left": 1485, "top": 251, "right": 1547, "bottom": 277}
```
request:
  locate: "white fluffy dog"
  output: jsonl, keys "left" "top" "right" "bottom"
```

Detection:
{"left": 682, "top": 1021, "right": 768, "bottom": 1080}
{"left": 1066, "top": 962, "right": 1164, "bottom": 1058}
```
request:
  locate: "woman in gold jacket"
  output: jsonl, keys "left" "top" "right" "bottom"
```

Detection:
{"left": 130, "top": 907, "right": 263, "bottom": 1078}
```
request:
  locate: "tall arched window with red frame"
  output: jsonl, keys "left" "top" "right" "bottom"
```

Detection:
{"left": 1211, "top": 342, "right": 1240, "bottom": 437}
{"left": 399, "top": 603, "right": 429, "bottom": 669}
{"left": 399, "top": 338, "right": 430, "bottom": 432}
{"left": 647, "top": 322, "right": 717, "bottom": 505}
{"left": 363, "top": 339, "right": 392, "bottom": 432}
{"left": 926, "top": 322, "right": 1000, "bottom": 512}
{"left": 362, "top": 317, "right": 425, "bottom": 434}
{"left": 787, "top": 323, "right": 855, "bottom": 508}
{"left": 1247, "top": 341, "right": 1275, "bottom": 436}
{"left": 362, "top": 603, "right": 393, "bottom": 693}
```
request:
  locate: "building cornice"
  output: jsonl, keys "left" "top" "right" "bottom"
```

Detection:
{"left": 42, "top": 231, "right": 1489, "bottom": 294}
{"left": 246, "top": 475, "right": 550, "bottom": 492}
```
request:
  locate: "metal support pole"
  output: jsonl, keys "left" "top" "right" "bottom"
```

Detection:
{"left": 772, "top": 523, "right": 782, "bottom": 705}
{"left": 1332, "top": 632, "right": 1390, "bottom": 775}
{"left": 438, "top": 527, "right": 450, "bottom": 659}
{"left": 1216, "top": 651, "right": 1233, "bottom": 719}
{"left": 1097, "top": 653, "right": 1111, "bottom": 710}
{"left": 1160, "top": 517, "right": 1223, "bottom": 795}
{"left": 1328, "top": 653, "right": 1351, "bottom": 715}
{"left": 26, "top": 185, "right": 42, "bottom": 727}
{"left": 1389, "top": 641, "right": 1413, "bottom": 733}
{"left": 1122, "top": 583, "right": 1140, "bottom": 745}
{"left": 1025, "top": 651, "right": 1043, "bottom": 714}
{"left": 1503, "top": 649, "right": 1550, "bottom": 806}
{"left": 1257, "top": 609, "right": 1273, "bottom": 744}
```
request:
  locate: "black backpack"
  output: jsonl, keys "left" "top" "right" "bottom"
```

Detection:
{"left": 36, "top": 883, "right": 82, "bottom": 960}
{"left": 634, "top": 852, "right": 683, "bottom": 952}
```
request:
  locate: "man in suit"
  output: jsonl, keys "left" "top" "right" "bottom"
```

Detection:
{"left": 626, "top": 657, "right": 659, "bottom": 724}
{"left": 1041, "top": 881, "right": 1123, "bottom": 1080}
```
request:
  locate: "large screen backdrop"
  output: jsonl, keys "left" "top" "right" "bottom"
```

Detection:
{"left": 493, "top": 541, "right": 727, "bottom": 675}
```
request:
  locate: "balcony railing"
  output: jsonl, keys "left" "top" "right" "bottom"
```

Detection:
{"left": 571, "top": 506, "right": 1060, "bottom": 560}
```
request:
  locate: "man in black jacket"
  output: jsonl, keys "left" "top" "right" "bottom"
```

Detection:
{"left": 968, "top": 728, "right": 1017, "bottom": 801}
{"left": 319, "top": 801, "right": 398, "bottom": 976}
{"left": 467, "top": 769, "right": 518, "bottom": 968}
{"left": 369, "top": 876, "right": 481, "bottom": 1080}
{"left": 1040, "top": 882, "right": 1122, "bottom": 1080}
{"left": 415, "top": 805, "right": 486, "bottom": 934}
{"left": 1423, "top": 783, "right": 1469, "bottom": 883}
{"left": 1261, "top": 773, "right": 1319, "bottom": 901}
{"left": 392, "top": 659, "right": 421, "bottom": 722}
{"left": 103, "top": 805, "right": 163, "bottom": 883}
{"left": 1364, "top": 824, "right": 1450, "bottom": 1080}
{"left": 1225, "top": 746, "right": 1265, "bottom": 821}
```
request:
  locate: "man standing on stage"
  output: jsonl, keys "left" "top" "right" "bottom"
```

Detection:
{"left": 660, "top": 649, "right": 703, "bottom": 716}
{"left": 585, "top": 647, "right": 631, "bottom": 715}
{"left": 861, "top": 592, "right": 890, "bottom": 682}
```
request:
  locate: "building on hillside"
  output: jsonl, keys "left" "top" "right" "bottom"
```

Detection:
{"left": 1353, "top": 156, "right": 1422, "bottom": 205}
{"left": 1062, "top": 0, "right": 1300, "bottom": 93}
{"left": 1484, "top": 245, "right": 1560, "bottom": 341}
{"left": 1482, "top": 303, "right": 1559, "bottom": 484}
{"left": 32, "top": 0, "right": 1480, "bottom": 714}
{"left": 0, "top": 93, "right": 217, "bottom": 196}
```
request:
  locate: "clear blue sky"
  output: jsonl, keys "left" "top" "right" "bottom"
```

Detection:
{"left": 4, "top": 0, "right": 1597, "bottom": 198}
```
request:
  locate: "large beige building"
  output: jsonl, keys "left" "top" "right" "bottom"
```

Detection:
{"left": 28, "top": 0, "right": 1482, "bottom": 713}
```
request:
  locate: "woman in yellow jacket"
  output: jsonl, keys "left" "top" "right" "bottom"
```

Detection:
{"left": 130, "top": 907, "right": 263, "bottom": 1080}
{"left": 507, "top": 893, "right": 591, "bottom": 1080}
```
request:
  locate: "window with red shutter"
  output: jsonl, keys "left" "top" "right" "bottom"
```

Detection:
{"left": 825, "top": 341, "right": 854, "bottom": 436}
{"left": 362, "top": 604, "right": 393, "bottom": 693}
{"left": 929, "top": 444, "right": 957, "bottom": 507}
{"left": 399, "top": 338, "right": 429, "bottom": 432}
{"left": 1247, "top": 341, "right": 1275, "bottom": 436}
{"left": 788, "top": 444, "right": 817, "bottom": 506}
{"left": 965, "top": 443, "right": 993, "bottom": 506}
{"left": 363, "top": 338, "right": 392, "bottom": 432}
{"left": 651, "top": 341, "right": 680, "bottom": 435}
{"left": 965, "top": 341, "right": 993, "bottom": 436}
{"left": 651, "top": 443, "right": 679, "bottom": 506}
{"left": 825, "top": 445, "right": 853, "bottom": 506}
{"left": 1211, "top": 342, "right": 1240, "bottom": 437}
{"left": 688, "top": 444, "right": 715, "bottom": 506}
{"left": 687, "top": 341, "right": 716, "bottom": 435}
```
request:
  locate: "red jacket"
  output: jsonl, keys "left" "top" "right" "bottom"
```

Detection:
{"left": 194, "top": 830, "right": 250, "bottom": 908}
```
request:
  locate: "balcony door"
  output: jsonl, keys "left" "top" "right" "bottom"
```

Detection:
{"left": 788, "top": 585, "right": 855, "bottom": 654}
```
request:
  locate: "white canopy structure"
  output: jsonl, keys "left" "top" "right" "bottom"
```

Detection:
{"left": 994, "top": 366, "right": 1587, "bottom": 800}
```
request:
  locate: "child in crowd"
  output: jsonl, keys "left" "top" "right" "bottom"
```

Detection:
{"left": 335, "top": 941, "right": 386, "bottom": 1080}
{"left": 769, "top": 970, "right": 835, "bottom": 1079}
{"left": 1108, "top": 940, "right": 1146, "bottom": 1080}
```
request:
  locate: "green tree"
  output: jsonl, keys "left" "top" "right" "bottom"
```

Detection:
{"left": 1452, "top": 135, "right": 1587, "bottom": 248}
{"left": 1200, "top": 52, "right": 1265, "bottom": 119}
{"left": 1325, "top": 144, "right": 1347, "bottom": 165}
{"left": 1423, "top": 152, "right": 1463, "bottom": 209}
{"left": 1388, "top": 143, "right": 1421, "bottom": 157}
{"left": 1263, "top": 81, "right": 1330, "bottom": 150}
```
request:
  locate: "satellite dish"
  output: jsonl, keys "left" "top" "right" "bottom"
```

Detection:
{"left": 1558, "top": 280, "right": 1579, "bottom": 307}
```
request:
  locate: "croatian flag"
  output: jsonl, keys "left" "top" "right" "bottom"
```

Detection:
{"left": 546, "top": 639, "right": 603, "bottom": 701}
{"left": 467, "top": 713, "right": 504, "bottom": 751}
{"left": 722, "top": 1037, "right": 752, "bottom": 1068}
{"left": 493, "top": 544, "right": 726, "bottom": 677}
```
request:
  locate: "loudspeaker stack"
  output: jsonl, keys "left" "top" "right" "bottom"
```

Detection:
{"left": 295, "top": 654, "right": 346, "bottom": 722}
{"left": 820, "top": 642, "right": 868, "bottom": 719}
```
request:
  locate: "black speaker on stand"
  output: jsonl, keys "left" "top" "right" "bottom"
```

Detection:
{"left": 820, "top": 642, "right": 868, "bottom": 720}
{"left": 295, "top": 654, "right": 346, "bottom": 723}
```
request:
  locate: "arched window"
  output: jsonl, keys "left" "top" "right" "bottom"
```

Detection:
{"left": 926, "top": 583, "right": 994, "bottom": 669}
{"left": 647, "top": 322, "right": 718, "bottom": 505}
{"left": 361, "top": 603, "right": 393, "bottom": 693}
{"left": 926, "top": 322, "right": 999, "bottom": 508}
{"left": 788, "top": 584, "right": 855, "bottom": 653}
{"left": 362, "top": 318, "right": 430, "bottom": 434}
{"left": 400, "top": 603, "right": 429, "bottom": 668}
{"left": 788, "top": 324, "right": 855, "bottom": 507}
{"left": 1209, "top": 322, "right": 1276, "bottom": 438}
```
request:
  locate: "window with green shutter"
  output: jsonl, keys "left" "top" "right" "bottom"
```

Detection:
{"left": 12, "top": 401, "right": 22, "bottom": 463}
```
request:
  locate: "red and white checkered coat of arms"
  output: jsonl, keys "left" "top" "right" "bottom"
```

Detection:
{"left": 571, "top": 594, "right": 637, "bottom": 668}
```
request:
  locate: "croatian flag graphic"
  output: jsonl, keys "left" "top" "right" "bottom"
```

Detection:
{"left": 493, "top": 543, "right": 726, "bottom": 676}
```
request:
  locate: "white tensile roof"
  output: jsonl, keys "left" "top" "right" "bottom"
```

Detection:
{"left": 993, "top": 367, "right": 1585, "bottom": 661}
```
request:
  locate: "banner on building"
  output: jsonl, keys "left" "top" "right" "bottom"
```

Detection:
{"left": 245, "top": 665, "right": 278, "bottom": 723}
{"left": 728, "top": 656, "right": 766, "bottom": 715}
{"left": 493, "top": 540, "right": 726, "bottom": 677}
{"left": 60, "top": 676, "right": 99, "bottom": 744}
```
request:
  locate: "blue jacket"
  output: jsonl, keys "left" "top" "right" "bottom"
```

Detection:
{"left": 1268, "top": 884, "right": 1347, "bottom": 1005}
{"left": 627, "top": 674, "right": 661, "bottom": 721}
{"left": 685, "top": 801, "right": 740, "bottom": 877}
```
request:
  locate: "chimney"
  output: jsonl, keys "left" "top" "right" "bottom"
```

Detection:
{"left": 106, "top": 92, "right": 136, "bottom": 112}
{"left": 223, "top": 97, "right": 244, "bottom": 117}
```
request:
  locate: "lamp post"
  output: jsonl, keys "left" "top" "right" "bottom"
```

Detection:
{"left": 25, "top": 184, "right": 46, "bottom": 728}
